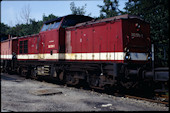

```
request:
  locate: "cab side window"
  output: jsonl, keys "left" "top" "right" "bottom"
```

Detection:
{"left": 19, "top": 41, "right": 23, "bottom": 54}
{"left": 24, "top": 40, "right": 28, "bottom": 53}
{"left": 19, "top": 40, "right": 28, "bottom": 54}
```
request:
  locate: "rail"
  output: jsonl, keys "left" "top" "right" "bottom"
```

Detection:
{"left": 125, "top": 95, "right": 169, "bottom": 106}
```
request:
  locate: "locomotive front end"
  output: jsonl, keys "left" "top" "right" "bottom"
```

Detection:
{"left": 115, "top": 16, "right": 154, "bottom": 90}
{"left": 121, "top": 17, "right": 152, "bottom": 76}
{"left": 122, "top": 17, "right": 151, "bottom": 64}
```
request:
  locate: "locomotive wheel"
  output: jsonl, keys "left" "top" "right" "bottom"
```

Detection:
{"left": 58, "top": 71, "right": 65, "bottom": 83}
{"left": 65, "top": 73, "right": 79, "bottom": 85}
{"left": 20, "top": 69, "right": 27, "bottom": 77}
{"left": 52, "top": 70, "right": 57, "bottom": 78}
{"left": 88, "top": 74, "right": 102, "bottom": 89}
{"left": 30, "top": 68, "right": 37, "bottom": 79}
{"left": 7, "top": 67, "right": 13, "bottom": 75}
{"left": 18, "top": 67, "right": 26, "bottom": 77}
{"left": 51, "top": 67, "right": 57, "bottom": 78}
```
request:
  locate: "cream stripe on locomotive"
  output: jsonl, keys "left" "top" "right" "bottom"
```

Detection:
{"left": 65, "top": 52, "right": 125, "bottom": 60}
{"left": 1, "top": 55, "right": 12, "bottom": 59}
{"left": 17, "top": 53, "right": 59, "bottom": 60}
{"left": 15, "top": 52, "right": 125, "bottom": 60}
{"left": 12, "top": 52, "right": 149, "bottom": 61}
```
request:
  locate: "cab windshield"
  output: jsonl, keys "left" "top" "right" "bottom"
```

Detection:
{"left": 41, "top": 21, "right": 61, "bottom": 32}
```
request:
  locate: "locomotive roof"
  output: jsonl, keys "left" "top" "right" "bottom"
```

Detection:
{"left": 68, "top": 14, "right": 144, "bottom": 29}
{"left": 0, "top": 37, "right": 18, "bottom": 42}
{"left": 44, "top": 17, "right": 62, "bottom": 24}
{"left": 17, "top": 33, "right": 39, "bottom": 39}
{"left": 96, "top": 14, "right": 143, "bottom": 23}
{"left": 44, "top": 14, "right": 93, "bottom": 24}
{"left": 63, "top": 14, "right": 93, "bottom": 19}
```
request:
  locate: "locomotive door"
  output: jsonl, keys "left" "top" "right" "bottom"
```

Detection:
{"left": 38, "top": 34, "right": 45, "bottom": 59}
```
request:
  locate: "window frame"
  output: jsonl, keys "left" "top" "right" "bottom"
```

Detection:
{"left": 19, "top": 41, "right": 23, "bottom": 54}
{"left": 40, "top": 21, "right": 61, "bottom": 32}
{"left": 19, "top": 40, "right": 28, "bottom": 54}
{"left": 23, "top": 40, "right": 28, "bottom": 54}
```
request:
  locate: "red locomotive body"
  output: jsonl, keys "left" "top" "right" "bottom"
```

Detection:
{"left": 2, "top": 14, "right": 161, "bottom": 90}
{"left": 17, "top": 34, "right": 39, "bottom": 60}
{"left": 16, "top": 15, "right": 92, "bottom": 62}
{"left": 65, "top": 14, "right": 151, "bottom": 63}
{"left": 1, "top": 37, "right": 18, "bottom": 73}
{"left": 38, "top": 17, "right": 62, "bottom": 60}
{"left": 65, "top": 18, "right": 124, "bottom": 62}
{"left": 1, "top": 37, "right": 18, "bottom": 60}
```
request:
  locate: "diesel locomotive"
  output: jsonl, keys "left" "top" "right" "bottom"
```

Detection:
{"left": 1, "top": 14, "right": 169, "bottom": 91}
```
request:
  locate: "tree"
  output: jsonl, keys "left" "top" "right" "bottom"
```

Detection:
{"left": 0, "top": 23, "right": 10, "bottom": 41}
{"left": 5, "top": 13, "right": 58, "bottom": 37}
{"left": 98, "top": 0, "right": 121, "bottom": 18}
{"left": 30, "top": 19, "right": 43, "bottom": 34}
{"left": 42, "top": 14, "right": 58, "bottom": 22}
{"left": 0, "top": 23, "right": 10, "bottom": 35}
{"left": 20, "top": 4, "right": 31, "bottom": 24}
{"left": 70, "top": 2, "right": 88, "bottom": 15}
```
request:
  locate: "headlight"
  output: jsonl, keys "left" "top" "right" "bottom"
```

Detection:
{"left": 147, "top": 53, "right": 152, "bottom": 60}
{"left": 125, "top": 55, "right": 131, "bottom": 60}
{"left": 148, "top": 56, "right": 151, "bottom": 60}
{"left": 147, "top": 56, "right": 152, "bottom": 60}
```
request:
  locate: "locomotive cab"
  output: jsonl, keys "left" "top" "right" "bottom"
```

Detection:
{"left": 40, "top": 18, "right": 62, "bottom": 32}
{"left": 38, "top": 15, "right": 93, "bottom": 60}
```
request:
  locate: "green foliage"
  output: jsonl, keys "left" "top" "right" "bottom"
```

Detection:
{"left": 42, "top": 14, "right": 58, "bottom": 22}
{"left": 0, "top": 23, "right": 10, "bottom": 40}
{"left": 0, "top": 23, "right": 10, "bottom": 35}
{"left": 70, "top": 2, "right": 87, "bottom": 15}
{"left": 30, "top": 19, "right": 43, "bottom": 34}
{"left": 3, "top": 14, "right": 58, "bottom": 37}
{"left": 98, "top": 0, "right": 121, "bottom": 19}
{"left": 6, "top": 22, "right": 39, "bottom": 37}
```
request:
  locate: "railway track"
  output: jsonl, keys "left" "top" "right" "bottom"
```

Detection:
{"left": 124, "top": 95, "right": 169, "bottom": 106}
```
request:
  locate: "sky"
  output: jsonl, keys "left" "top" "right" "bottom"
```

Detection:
{"left": 1, "top": 0, "right": 127, "bottom": 27}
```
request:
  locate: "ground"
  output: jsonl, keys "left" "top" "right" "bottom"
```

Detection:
{"left": 1, "top": 73, "right": 168, "bottom": 111}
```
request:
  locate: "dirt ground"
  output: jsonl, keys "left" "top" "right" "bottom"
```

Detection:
{"left": 1, "top": 73, "right": 168, "bottom": 111}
